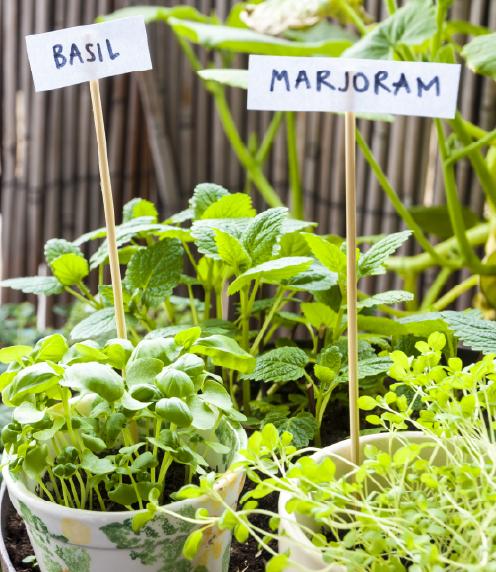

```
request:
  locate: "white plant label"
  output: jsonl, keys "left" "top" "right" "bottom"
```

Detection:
{"left": 26, "top": 17, "right": 152, "bottom": 92}
{"left": 248, "top": 55, "right": 461, "bottom": 119}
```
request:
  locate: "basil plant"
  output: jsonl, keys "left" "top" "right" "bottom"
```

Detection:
{"left": 0, "top": 327, "right": 245, "bottom": 511}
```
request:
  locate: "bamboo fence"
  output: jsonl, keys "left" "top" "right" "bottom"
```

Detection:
{"left": 1, "top": 0, "right": 495, "bottom": 312}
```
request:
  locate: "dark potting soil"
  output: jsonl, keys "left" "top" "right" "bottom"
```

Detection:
{"left": 5, "top": 508, "right": 39, "bottom": 572}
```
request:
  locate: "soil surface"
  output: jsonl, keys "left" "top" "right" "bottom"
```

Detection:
{"left": 5, "top": 509, "right": 39, "bottom": 572}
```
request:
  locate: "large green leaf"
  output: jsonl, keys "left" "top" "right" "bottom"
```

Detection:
{"left": 124, "top": 238, "right": 183, "bottom": 306}
{"left": 51, "top": 253, "right": 89, "bottom": 286}
{"left": 359, "top": 231, "right": 411, "bottom": 277}
{"left": 228, "top": 257, "right": 313, "bottom": 295}
{"left": 284, "top": 263, "right": 338, "bottom": 292}
{"left": 122, "top": 198, "right": 158, "bottom": 223}
{"left": 0, "top": 276, "right": 63, "bottom": 296}
{"left": 242, "top": 346, "right": 308, "bottom": 382}
{"left": 345, "top": 0, "right": 437, "bottom": 60}
{"left": 304, "top": 233, "right": 346, "bottom": 280}
{"left": 44, "top": 239, "right": 83, "bottom": 265}
{"left": 242, "top": 207, "right": 288, "bottom": 265}
{"left": 442, "top": 311, "right": 496, "bottom": 354}
{"left": 358, "top": 290, "right": 414, "bottom": 310}
{"left": 191, "top": 335, "right": 255, "bottom": 373}
{"left": 190, "top": 183, "right": 230, "bottom": 219}
{"left": 70, "top": 308, "right": 117, "bottom": 341}
{"left": 62, "top": 363, "right": 124, "bottom": 402}
{"left": 214, "top": 230, "right": 251, "bottom": 269}
{"left": 169, "top": 18, "right": 352, "bottom": 56}
{"left": 462, "top": 32, "right": 496, "bottom": 81}
{"left": 99, "top": 5, "right": 215, "bottom": 25}
{"left": 263, "top": 412, "right": 316, "bottom": 448}
{"left": 201, "top": 193, "right": 256, "bottom": 219}
{"left": 4, "top": 364, "right": 60, "bottom": 406}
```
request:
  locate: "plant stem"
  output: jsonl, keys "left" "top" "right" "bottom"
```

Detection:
{"left": 64, "top": 286, "right": 98, "bottom": 308}
{"left": 335, "top": 0, "right": 367, "bottom": 35}
{"left": 435, "top": 119, "right": 482, "bottom": 271}
{"left": 433, "top": 275, "right": 479, "bottom": 311}
{"left": 385, "top": 0, "right": 397, "bottom": 14}
{"left": 356, "top": 130, "right": 443, "bottom": 266}
{"left": 187, "top": 284, "right": 199, "bottom": 326}
{"left": 420, "top": 266, "right": 452, "bottom": 310}
{"left": 240, "top": 287, "right": 252, "bottom": 413}
{"left": 432, "top": 1, "right": 448, "bottom": 57}
{"left": 286, "top": 112, "right": 304, "bottom": 220}
{"left": 446, "top": 127, "right": 496, "bottom": 166}
{"left": 255, "top": 112, "right": 284, "bottom": 165}
{"left": 250, "top": 289, "right": 286, "bottom": 355}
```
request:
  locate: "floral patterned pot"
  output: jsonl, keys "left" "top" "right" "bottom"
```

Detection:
{"left": 278, "top": 431, "right": 434, "bottom": 572}
{"left": 3, "top": 420, "right": 246, "bottom": 572}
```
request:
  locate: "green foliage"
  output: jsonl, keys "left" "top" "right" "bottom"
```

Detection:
{"left": 462, "top": 32, "right": 496, "bottom": 80}
{"left": 243, "top": 347, "right": 308, "bottom": 383}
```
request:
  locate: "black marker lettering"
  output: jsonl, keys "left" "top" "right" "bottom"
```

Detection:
{"left": 392, "top": 73, "right": 411, "bottom": 96}
{"left": 353, "top": 72, "right": 370, "bottom": 92}
{"left": 106, "top": 39, "right": 120, "bottom": 61}
{"left": 417, "top": 76, "right": 440, "bottom": 97}
{"left": 52, "top": 44, "right": 66, "bottom": 69}
{"left": 338, "top": 71, "right": 350, "bottom": 92}
{"left": 316, "top": 70, "right": 335, "bottom": 91}
{"left": 374, "top": 71, "right": 391, "bottom": 94}
{"left": 69, "top": 43, "right": 83, "bottom": 66}
{"left": 270, "top": 69, "right": 290, "bottom": 92}
{"left": 85, "top": 43, "right": 96, "bottom": 62}
{"left": 295, "top": 70, "right": 311, "bottom": 90}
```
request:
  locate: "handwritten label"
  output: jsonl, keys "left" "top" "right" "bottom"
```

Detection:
{"left": 26, "top": 17, "right": 152, "bottom": 92}
{"left": 248, "top": 56, "right": 461, "bottom": 119}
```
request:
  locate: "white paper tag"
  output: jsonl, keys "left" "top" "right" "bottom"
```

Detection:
{"left": 248, "top": 56, "right": 461, "bottom": 119}
{"left": 26, "top": 17, "right": 152, "bottom": 92}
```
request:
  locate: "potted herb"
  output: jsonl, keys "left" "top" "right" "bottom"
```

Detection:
{"left": 0, "top": 326, "right": 248, "bottom": 572}
{"left": 180, "top": 332, "right": 496, "bottom": 570}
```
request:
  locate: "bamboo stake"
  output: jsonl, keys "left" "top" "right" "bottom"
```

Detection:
{"left": 89, "top": 79, "right": 127, "bottom": 340}
{"left": 345, "top": 111, "right": 360, "bottom": 466}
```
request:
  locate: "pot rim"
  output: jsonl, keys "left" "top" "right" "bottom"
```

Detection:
{"left": 4, "top": 420, "right": 247, "bottom": 521}
{"left": 278, "top": 431, "right": 430, "bottom": 559}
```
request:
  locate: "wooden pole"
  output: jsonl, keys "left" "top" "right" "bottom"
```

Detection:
{"left": 89, "top": 79, "right": 127, "bottom": 340}
{"left": 345, "top": 111, "right": 360, "bottom": 466}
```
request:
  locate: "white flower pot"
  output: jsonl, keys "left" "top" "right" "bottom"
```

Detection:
{"left": 4, "top": 421, "right": 246, "bottom": 572}
{"left": 278, "top": 431, "right": 434, "bottom": 572}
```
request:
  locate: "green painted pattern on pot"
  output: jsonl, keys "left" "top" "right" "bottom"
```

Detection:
{"left": 100, "top": 506, "right": 211, "bottom": 572}
{"left": 19, "top": 501, "right": 90, "bottom": 572}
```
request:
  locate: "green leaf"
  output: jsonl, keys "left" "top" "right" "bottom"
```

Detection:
{"left": 201, "top": 379, "right": 232, "bottom": 410}
{"left": 358, "top": 395, "right": 377, "bottom": 411}
{"left": 70, "top": 308, "right": 117, "bottom": 341}
{"left": 357, "top": 315, "right": 407, "bottom": 337}
{"left": 408, "top": 205, "right": 481, "bottom": 240}
{"left": 170, "top": 18, "right": 352, "bottom": 56}
{"left": 156, "top": 397, "right": 193, "bottom": 428}
{"left": 301, "top": 302, "right": 337, "bottom": 330}
{"left": 242, "top": 207, "right": 288, "bottom": 265}
{"left": 124, "top": 238, "right": 183, "bottom": 306}
{"left": 187, "top": 395, "right": 218, "bottom": 430}
{"left": 4, "top": 364, "right": 59, "bottom": 406}
{"left": 397, "top": 312, "right": 449, "bottom": 338}
{"left": 100, "top": 5, "right": 215, "bottom": 25}
{"left": 266, "top": 554, "right": 289, "bottom": 572}
{"left": 51, "top": 253, "right": 89, "bottom": 286}
{"left": 442, "top": 310, "right": 496, "bottom": 354}
{"left": 303, "top": 233, "right": 346, "bottom": 280}
{"left": 0, "top": 276, "right": 63, "bottom": 296}
{"left": 339, "top": 357, "right": 392, "bottom": 382}
{"left": 81, "top": 450, "right": 116, "bottom": 475}
{"left": 62, "top": 363, "right": 124, "bottom": 402}
{"left": 44, "top": 239, "right": 83, "bottom": 265}
{"left": 214, "top": 230, "right": 251, "bottom": 269}
{"left": 462, "top": 32, "right": 496, "bottom": 81}
{"left": 33, "top": 334, "right": 68, "bottom": 362}
{"left": 358, "top": 290, "right": 414, "bottom": 310}
{"left": 345, "top": 0, "right": 437, "bottom": 60}
{"left": 198, "top": 69, "right": 248, "bottom": 89}
{"left": 201, "top": 193, "right": 256, "bottom": 219}
{"left": 0, "top": 345, "right": 32, "bottom": 364}
{"left": 284, "top": 263, "right": 337, "bottom": 292}
{"left": 13, "top": 402, "right": 45, "bottom": 425}
{"left": 228, "top": 257, "right": 313, "bottom": 295}
{"left": 190, "top": 183, "right": 230, "bottom": 219}
{"left": 24, "top": 445, "right": 49, "bottom": 480}
{"left": 126, "top": 358, "right": 164, "bottom": 387}
{"left": 183, "top": 529, "right": 203, "bottom": 560}
{"left": 122, "top": 198, "right": 158, "bottom": 223}
{"left": 359, "top": 231, "right": 411, "bottom": 277}
{"left": 243, "top": 347, "right": 308, "bottom": 382}
{"left": 191, "top": 218, "right": 252, "bottom": 258}
{"left": 192, "top": 335, "right": 255, "bottom": 373}
{"left": 266, "top": 412, "right": 316, "bottom": 448}
{"left": 103, "top": 338, "right": 134, "bottom": 369}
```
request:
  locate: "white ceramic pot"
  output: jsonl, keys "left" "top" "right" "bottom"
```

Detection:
{"left": 4, "top": 420, "right": 246, "bottom": 572}
{"left": 278, "top": 431, "right": 435, "bottom": 572}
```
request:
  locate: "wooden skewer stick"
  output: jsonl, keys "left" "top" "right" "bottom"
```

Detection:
{"left": 345, "top": 111, "right": 360, "bottom": 466}
{"left": 89, "top": 79, "right": 127, "bottom": 340}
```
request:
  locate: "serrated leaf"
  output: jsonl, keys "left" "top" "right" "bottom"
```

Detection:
{"left": 44, "top": 239, "right": 83, "bottom": 265}
{"left": 303, "top": 233, "right": 346, "bottom": 279}
{"left": 442, "top": 310, "right": 496, "bottom": 354}
{"left": 242, "top": 207, "right": 288, "bottom": 265}
{"left": 190, "top": 183, "right": 230, "bottom": 219}
{"left": 345, "top": 0, "right": 437, "bottom": 60}
{"left": 70, "top": 308, "right": 117, "bottom": 341}
{"left": 191, "top": 218, "right": 252, "bottom": 258}
{"left": 462, "top": 32, "right": 496, "bottom": 81}
{"left": 201, "top": 193, "right": 256, "bottom": 219}
{"left": 228, "top": 257, "right": 313, "bottom": 295}
{"left": 284, "top": 263, "right": 337, "bottom": 292}
{"left": 358, "top": 290, "right": 414, "bottom": 310}
{"left": 301, "top": 302, "right": 337, "bottom": 329}
{"left": 0, "top": 276, "right": 64, "bottom": 296}
{"left": 266, "top": 412, "right": 316, "bottom": 448}
{"left": 51, "top": 253, "right": 89, "bottom": 286}
{"left": 214, "top": 230, "right": 251, "bottom": 269}
{"left": 359, "top": 231, "right": 411, "bottom": 277}
{"left": 339, "top": 356, "right": 392, "bottom": 381}
{"left": 243, "top": 347, "right": 308, "bottom": 382}
{"left": 125, "top": 238, "right": 183, "bottom": 306}
{"left": 123, "top": 198, "right": 158, "bottom": 223}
